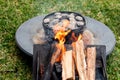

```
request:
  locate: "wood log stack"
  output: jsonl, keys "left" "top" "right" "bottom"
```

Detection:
{"left": 60, "top": 38, "right": 96, "bottom": 80}
{"left": 33, "top": 44, "right": 108, "bottom": 80}
{"left": 44, "top": 33, "right": 96, "bottom": 80}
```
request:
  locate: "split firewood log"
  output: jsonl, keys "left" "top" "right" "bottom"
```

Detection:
{"left": 50, "top": 44, "right": 62, "bottom": 65}
{"left": 86, "top": 47, "right": 96, "bottom": 80}
{"left": 62, "top": 50, "right": 75, "bottom": 80}
{"left": 75, "top": 40, "right": 87, "bottom": 80}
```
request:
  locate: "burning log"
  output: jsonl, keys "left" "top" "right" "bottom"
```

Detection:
{"left": 62, "top": 50, "right": 75, "bottom": 80}
{"left": 86, "top": 47, "right": 96, "bottom": 80}
{"left": 38, "top": 11, "right": 96, "bottom": 80}
{"left": 50, "top": 44, "right": 62, "bottom": 65}
{"left": 41, "top": 36, "right": 96, "bottom": 80}
{"left": 75, "top": 39, "right": 87, "bottom": 80}
{"left": 33, "top": 44, "right": 107, "bottom": 80}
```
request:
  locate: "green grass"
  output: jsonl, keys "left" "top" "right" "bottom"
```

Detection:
{"left": 0, "top": 0, "right": 120, "bottom": 80}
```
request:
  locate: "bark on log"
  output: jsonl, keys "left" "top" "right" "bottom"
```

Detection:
{"left": 86, "top": 47, "right": 96, "bottom": 80}
{"left": 62, "top": 50, "right": 75, "bottom": 80}
{"left": 75, "top": 40, "right": 87, "bottom": 80}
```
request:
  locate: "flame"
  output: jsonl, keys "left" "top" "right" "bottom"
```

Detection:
{"left": 53, "top": 19, "right": 82, "bottom": 63}
{"left": 54, "top": 30, "right": 71, "bottom": 62}
{"left": 78, "top": 34, "right": 82, "bottom": 41}
{"left": 55, "top": 30, "right": 71, "bottom": 44}
{"left": 54, "top": 31, "right": 82, "bottom": 63}
{"left": 55, "top": 44, "right": 66, "bottom": 62}
{"left": 54, "top": 19, "right": 70, "bottom": 62}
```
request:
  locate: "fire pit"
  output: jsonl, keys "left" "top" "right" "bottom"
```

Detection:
{"left": 15, "top": 12, "right": 116, "bottom": 56}
{"left": 32, "top": 12, "right": 108, "bottom": 80}
{"left": 15, "top": 11, "right": 116, "bottom": 80}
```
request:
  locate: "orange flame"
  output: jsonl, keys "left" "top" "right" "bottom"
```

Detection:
{"left": 55, "top": 44, "right": 66, "bottom": 62}
{"left": 53, "top": 19, "right": 82, "bottom": 63}
{"left": 54, "top": 20, "right": 71, "bottom": 62}
{"left": 78, "top": 34, "right": 82, "bottom": 41}
{"left": 55, "top": 30, "right": 71, "bottom": 44}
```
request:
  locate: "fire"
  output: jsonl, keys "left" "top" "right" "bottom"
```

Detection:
{"left": 54, "top": 19, "right": 71, "bottom": 62}
{"left": 78, "top": 34, "right": 82, "bottom": 41}
{"left": 53, "top": 19, "right": 82, "bottom": 62}
{"left": 54, "top": 30, "right": 82, "bottom": 63}
{"left": 54, "top": 30, "right": 70, "bottom": 62}
{"left": 55, "top": 30, "right": 71, "bottom": 44}
{"left": 53, "top": 19, "right": 82, "bottom": 63}
{"left": 40, "top": 12, "right": 97, "bottom": 80}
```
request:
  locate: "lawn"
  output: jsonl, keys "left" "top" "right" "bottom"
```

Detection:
{"left": 0, "top": 0, "right": 120, "bottom": 80}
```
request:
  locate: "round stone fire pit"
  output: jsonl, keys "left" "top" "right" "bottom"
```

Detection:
{"left": 15, "top": 12, "right": 116, "bottom": 56}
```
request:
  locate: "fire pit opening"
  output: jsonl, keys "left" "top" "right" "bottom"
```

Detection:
{"left": 33, "top": 11, "right": 107, "bottom": 80}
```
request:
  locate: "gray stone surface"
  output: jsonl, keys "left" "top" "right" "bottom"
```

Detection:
{"left": 15, "top": 15, "right": 116, "bottom": 56}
